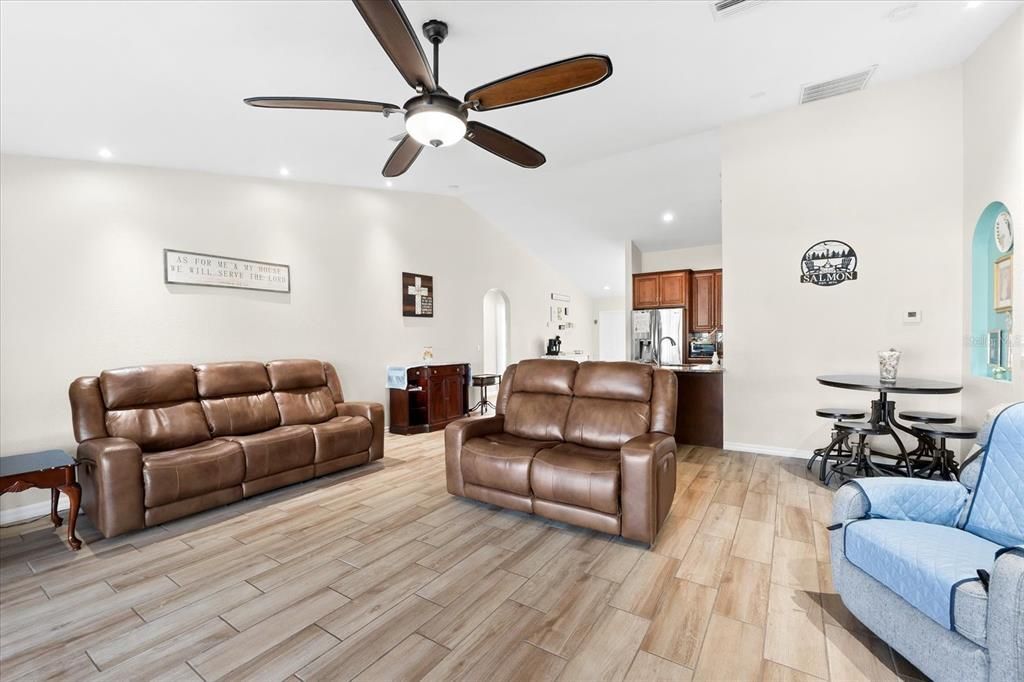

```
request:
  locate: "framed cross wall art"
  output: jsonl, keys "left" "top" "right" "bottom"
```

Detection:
{"left": 403, "top": 272, "right": 434, "bottom": 317}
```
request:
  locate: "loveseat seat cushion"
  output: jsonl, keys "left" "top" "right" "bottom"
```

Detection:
{"left": 461, "top": 433, "right": 559, "bottom": 496}
{"left": 224, "top": 425, "right": 315, "bottom": 480}
{"left": 311, "top": 416, "right": 373, "bottom": 463}
{"left": 142, "top": 440, "right": 245, "bottom": 508}
{"left": 844, "top": 518, "right": 1000, "bottom": 638}
{"left": 531, "top": 443, "right": 621, "bottom": 515}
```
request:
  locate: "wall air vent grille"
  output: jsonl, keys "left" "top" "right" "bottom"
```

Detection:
{"left": 710, "top": 0, "right": 766, "bottom": 20}
{"left": 800, "top": 67, "right": 877, "bottom": 104}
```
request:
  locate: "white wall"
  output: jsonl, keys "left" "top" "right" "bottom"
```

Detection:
{"left": 961, "top": 8, "right": 1024, "bottom": 426}
{"left": 0, "top": 155, "right": 593, "bottom": 516}
{"left": 721, "top": 68, "right": 965, "bottom": 455}
{"left": 641, "top": 244, "right": 722, "bottom": 273}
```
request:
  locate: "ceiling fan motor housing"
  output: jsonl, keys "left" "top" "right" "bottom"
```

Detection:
{"left": 404, "top": 92, "right": 467, "bottom": 147}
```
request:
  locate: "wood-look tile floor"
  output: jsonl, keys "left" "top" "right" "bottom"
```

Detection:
{"left": 0, "top": 432, "right": 929, "bottom": 681}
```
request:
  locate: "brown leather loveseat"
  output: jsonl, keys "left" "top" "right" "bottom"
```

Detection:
{"left": 445, "top": 360, "right": 677, "bottom": 545}
{"left": 69, "top": 359, "right": 383, "bottom": 537}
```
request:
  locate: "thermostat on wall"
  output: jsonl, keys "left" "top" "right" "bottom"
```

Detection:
{"left": 903, "top": 310, "right": 922, "bottom": 325}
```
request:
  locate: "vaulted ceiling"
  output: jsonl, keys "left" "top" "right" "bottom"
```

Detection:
{"left": 2, "top": 1, "right": 1018, "bottom": 295}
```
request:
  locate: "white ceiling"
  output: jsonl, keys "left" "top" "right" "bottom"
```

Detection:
{"left": 1, "top": 1, "right": 1019, "bottom": 296}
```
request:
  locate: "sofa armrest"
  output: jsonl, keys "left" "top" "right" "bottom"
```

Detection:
{"left": 620, "top": 432, "right": 677, "bottom": 545}
{"left": 336, "top": 401, "right": 385, "bottom": 461}
{"left": 75, "top": 437, "right": 145, "bottom": 538}
{"left": 444, "top": 415, "right": 505, "bottom": 496}
{"left": 834, "top": 478, "right": 968, "bottom": 527}
{"left": 989, "top": 547, "right": 1024, "bottom": 682}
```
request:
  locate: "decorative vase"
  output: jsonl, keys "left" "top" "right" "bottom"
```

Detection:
{"left": 878, "top": 349, "right": 901, "bottom": 384}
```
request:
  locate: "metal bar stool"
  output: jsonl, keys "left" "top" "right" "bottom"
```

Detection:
{"left": 825, "top": 420, "right": 910, "bottom": 485}
{"left": 807, "top": 408, "right": 867, "bottom": 481}
{"left": 898, "top": 410, "right": 959, "bottom": 470}
{"left": 911, "top": 423, "right": 978, "bottom": 480}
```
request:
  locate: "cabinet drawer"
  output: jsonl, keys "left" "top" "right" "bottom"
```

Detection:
{"left": 429, "top": 364, "right": 465, "bottom": 377}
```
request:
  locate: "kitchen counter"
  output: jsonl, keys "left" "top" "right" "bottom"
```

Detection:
{"left": 662, "top": 364, "right": 724, "bottom": 374}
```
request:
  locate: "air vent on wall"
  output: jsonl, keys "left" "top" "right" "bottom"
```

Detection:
{"left": 799, "top": 66, "right": 877, "bottom": 104}
{"left": 710, "top": 0, "right": 766, "bottom": 20}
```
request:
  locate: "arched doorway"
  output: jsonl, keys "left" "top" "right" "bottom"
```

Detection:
{"left": 483, "top": 289, "right": 511, "bottom": 374}
{"left": 970, "top": 201, "right": 1013, "bottom": 381}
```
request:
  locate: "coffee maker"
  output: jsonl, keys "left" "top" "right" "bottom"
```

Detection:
{"left": 546, "top": 336, "right": 562, "bottom": 356}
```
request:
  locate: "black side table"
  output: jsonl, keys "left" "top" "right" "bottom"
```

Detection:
{"left": 0, "top": 450, "right": 82, "bottom": 550}
{"left": 469, "top": 373, "right": 502, "bottom": 415}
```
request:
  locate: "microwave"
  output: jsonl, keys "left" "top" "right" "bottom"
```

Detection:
{"left": 689, "top": 341, "right": 716, "bottom": 358}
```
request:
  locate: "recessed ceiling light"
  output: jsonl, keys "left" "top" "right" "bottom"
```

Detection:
{"left": 279, "top": 167, "right": 290, "bottom": 177}
{"left": 965, "top": 1, "right": 984, "bottom": 8}
{"left": 384, "top": 180, "right": 393, "bottom": 188}
{"left": 661, "top": 211, "right": 675, "bottom": 224}
{"left": 750, "top": 91, "right": 767, "bottom": 99}
{"left": 603, "top": 285, "right": 611, "bottom": 291}
{"left": 97, "top": 147, "right": 113, "bottom": 159}
{"left": 887, "top": 2, "right": 917, "bottom": 21}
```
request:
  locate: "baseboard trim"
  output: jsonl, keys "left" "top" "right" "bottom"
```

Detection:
{"left": 1, "top": 497, "right": 70, "bottom": 527}
{"left": 723, "top": 441, "right": 812, "bottom": 460}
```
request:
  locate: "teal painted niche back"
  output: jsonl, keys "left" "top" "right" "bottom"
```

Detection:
{"left": 970, "top": 201, "right": 1013, "bottom": 381}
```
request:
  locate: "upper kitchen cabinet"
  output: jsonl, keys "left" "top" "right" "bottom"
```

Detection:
{"left": 632, "top": 270, "right": 690, "bottom": 309}
{"left": 659, "top": 271, "right": 689, "bottom": 307}
{"left": 690, "top": 269, "right": 722, "bottom": 331}
{"left": 633, "top": 274, "right": 661, "bottom": 308}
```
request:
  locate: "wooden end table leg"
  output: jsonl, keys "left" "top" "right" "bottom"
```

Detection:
{"left": 50, "top": 488, "right": 63, "bottom": 527}
{"left": 57, "top": 483, "right": 82, "bottom": 550}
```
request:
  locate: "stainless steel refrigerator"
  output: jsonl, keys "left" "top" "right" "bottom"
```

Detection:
{"left": 631, "top": 308, "right": 685, "bottom": 366}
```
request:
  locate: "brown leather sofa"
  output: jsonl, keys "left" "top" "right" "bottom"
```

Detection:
{"left": 68, "top": 359, "right": 384, "bottom": 537}
{"left": 445, "top": 360, "right": 677, "bottom": 545}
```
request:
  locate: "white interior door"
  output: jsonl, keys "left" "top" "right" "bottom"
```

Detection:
{"left": 598, "top": 310, "right": 627, "bottom": 361}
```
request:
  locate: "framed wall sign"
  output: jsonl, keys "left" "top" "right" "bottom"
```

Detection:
{"left": 403, "top": 272, "right": 434, "bottom": 317}
{"left": 164, "top": 249, "right": 290, "bottom": 293}
{"left": 799, "top": 240, "right": 858, "bottom": 287}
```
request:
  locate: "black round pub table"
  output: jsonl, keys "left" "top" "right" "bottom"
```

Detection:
{"left": 816, "top": 374, "right": 963, "bottom": 479}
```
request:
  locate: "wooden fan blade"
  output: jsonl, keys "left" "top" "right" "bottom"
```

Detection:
{"left": 465, "top": 121, "right": 545, "bottom": 169}
{"left": 244, "top": 97, "right": 400, "bottom": 113}
{"left": 464, "top": 54, "right": 612, "bottom": 112}
{"left": 352, "top": 0, "right": 436, "bottom": 92}
{"left": 383, "top": 135, "right": 423, "bottom": 177}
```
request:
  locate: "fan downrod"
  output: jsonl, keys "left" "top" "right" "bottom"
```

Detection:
{"left": 422, "top": 20, "right": 448, "bottom": 86}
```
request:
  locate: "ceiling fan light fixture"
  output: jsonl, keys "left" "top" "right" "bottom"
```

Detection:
{"left": 405, "top": 109, "right": 466, "bottom": 147}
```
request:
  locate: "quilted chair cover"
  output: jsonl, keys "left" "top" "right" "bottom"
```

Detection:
{"left": 842, "top": 402, "right": 1024, "bottom": 633}
{"left": 962, "top": 403, "right": 1024, "bottom": 547}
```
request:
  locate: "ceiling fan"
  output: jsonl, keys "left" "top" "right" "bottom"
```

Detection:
{"left": 244, "top": 0, "right": 612, "bottom": 177}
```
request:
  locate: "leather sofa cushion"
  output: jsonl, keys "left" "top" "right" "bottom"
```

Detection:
{"left": 504, "top": 393, "right": 572, "bottom": 442}
{"left": 573, "top": 361, "right": 652, "bottom": 402}
{"left": 100, "top": 364, "right": 197, "bottom": 409}
{"left": 275, "top": 387, "right": 336, "bottom": 425}
{"left": 224, "top": 425, "right": 315, "bottom": 481}
{"left": 531, "top": 443, "right": 621, "bottom": 515}
{"left": 461, "top": 433, "right": 559, "bottom": 496}
{"left": 106, "top": 401, "right": 211, "bottom": 452}
{"left": 510, "top": 359, "right": 577, "bottom": 395}
{"left": 564, "top": 397, "right": 651, "bottom": 450}
{"left": 267, "top": 359, "right": 327, "bottom": 391}
{"left": 202, "top": 392, "right": 280, "bottom": 436}
{"left": 196, "top": 361, "right": 271, "bottom": 397}
{"left": 311, "top": 416, "right": 373, "bottom": 463}
{"left": 142, "top": 440, "right": 245, "bottom": 507}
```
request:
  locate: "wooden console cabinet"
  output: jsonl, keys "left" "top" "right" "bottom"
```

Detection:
{"left": 389, "top": 363, "right": 470, "bottom": 435}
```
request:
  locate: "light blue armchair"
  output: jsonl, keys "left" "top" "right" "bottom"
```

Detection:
{"left": 831, "top": 402, "right": 1024, "bottom": 682}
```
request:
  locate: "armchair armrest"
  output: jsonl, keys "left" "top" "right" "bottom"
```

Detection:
{"left": 335, "top": 401, "right": 385, "bottom": 461}
{"left": 75, "top": 437, "right": 145, "bottom": 538}
{"left": 989, "top": 547, "right": 1024, "bottom": 682}
{"left": 833, "top": 478, "right": 968, "bottom": 527}
{"left": 444, "top": 415, "right": 505, "bottom": 496}
{"left": 620, "top": 432, "right": 677, "bottom": 545}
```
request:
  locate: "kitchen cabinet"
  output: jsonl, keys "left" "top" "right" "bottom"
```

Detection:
{"left": 690, "top": 269, "right": 722, "bottom": 332}
{"left": 632, "top": 270, "right": 689, "bottom": 309}
{"left": 673, "top": 369, "right": 723, "bottom": 448}
{"left": 389, "top": 363, "right": 469, "bottom": 434}
{"left": 633, "top": 274, "right": 660, "bottom": 309}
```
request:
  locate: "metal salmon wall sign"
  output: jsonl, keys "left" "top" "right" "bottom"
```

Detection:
{"left": 800, "top": 240, "right": 859, "bottom": 287}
